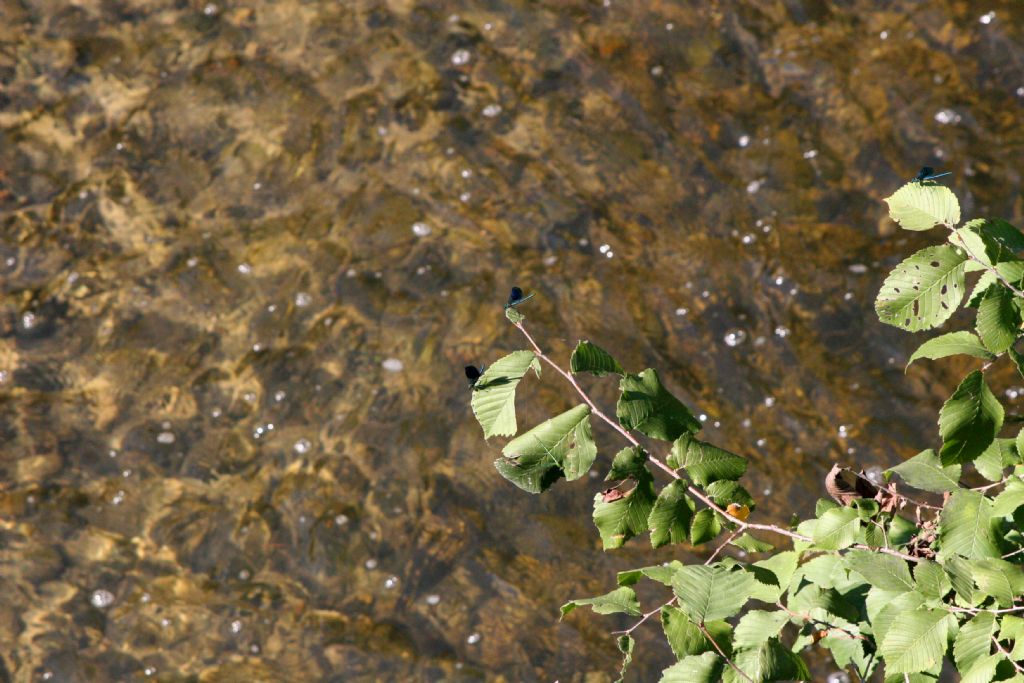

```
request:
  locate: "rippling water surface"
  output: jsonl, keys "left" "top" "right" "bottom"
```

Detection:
{"left": 3, "top": 1, "right": 1024, "bottom": 680}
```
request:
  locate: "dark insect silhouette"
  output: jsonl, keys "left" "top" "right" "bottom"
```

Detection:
{"left": 913, "top": 166, "right": 951, "bottom": 182}
{"left": 465, "top": 365, "right": 484, "bottom": 388}
{"left": 504, "top": 286, "right": 535, "bottom": 309}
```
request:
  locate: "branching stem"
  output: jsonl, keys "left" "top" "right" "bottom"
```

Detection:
{"left": 513, "top": 321, "right": 922, "bottom": 564}
{"left": 698, "top": 622, "right": 754, "bottom": 683}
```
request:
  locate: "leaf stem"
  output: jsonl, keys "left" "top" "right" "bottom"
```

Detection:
{"left": 698, "top": 622, "right": 754, "bottom": 683}
{"left": 611, "top": 598, "right": 675, "bottom": 636}
{"left": 993, "top": 635, "right": 1024, "bottom": 674}
{"left": 512, "top": 321, "right": 923, "bottom": 564}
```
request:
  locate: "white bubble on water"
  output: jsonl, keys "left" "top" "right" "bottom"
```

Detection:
{"left": 467, "top": 632, "right": 482, "bottom": 645}
{"left": 450, "top": 49, "right": 471, "bottom": 66}
{"left": 156, "top": 431, "right": 175, "bottom": 444}
{"left": 738, "top": 134, "right": 750, "bottom": 147}
{"left": 482, "top": 104, "right": 502, "bottom": 118}
{"left": 426, "top": 593, "right": 441, "bottom": 605}
{"left": 382, "top": 358, "right": 404, "bottom": 372}
{"left": 237, "top": 263, "right": 252, "bottom": 274}
{"left": 90, "top": 589, "right": 115, "bottom": 609}
{"left": 723, "top": 329, "right": 747, "bottom": 347}
{"left": 934, "top": 108, "right": 961, "bottom": 125}
{"left": 294, "top": 292, "right": 312, "bottom": 307}
{"left": 411, "top": 221, "right": 432, "bottom": 237}
{"left": 293, "top": 439, "right": 311, "bottom": 454}
{"left": 979, "top": 11, "right": 995, "bottom": 24}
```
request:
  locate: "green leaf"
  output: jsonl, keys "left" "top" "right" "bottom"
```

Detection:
{"left": 975, "top": 439, "right": 1010, "bottom": 482}
{"left": 993, "top": 478, "right": 1024, "bottom": 516}
{"left": 659, "top": 653, "right": 724, "bottom": 683}
{"left": 648, "top": 480, "right": 695, "bottom": 548}
{"left": 944, "top": 554, "right": 979, "bottom": 603}
{"left": 971, "top": 217, "right": 1024, "bottom": 255}
{"left": 1012, "top": 346, "right": 1024, "bottom": 380}
{"left": 813, "top": 507, "right": 861, "bottom": 550}
{"left": 885, "top": 181, "right": 961, "bottom": 230}
{"left": 661, "top": 606, "right": 732, "bottom": 659}
{"left": 730, "top": 638, "right": 810, "bottom": 681}
{"left": 913, "top": 560, "right": 951, "bottom": 601}
{"left": 606, "top": 446, "right": 649, "bottom": 481}
{"left": 800, "top": 554, "right": 849, "bottom": 589}
{"left": 495, "top": 404, "right": 595, "bottom": 493}
{"left": 940, "top": 490, "right": 1000, "bottom": 559}
{"left": 617, "top": 369, "right": 701, "bottom": 440}
{"left": 977, "top": 286, "right": 1021, "bottom": 353}
{"left": 733, "top": 610, "right": 789, "bottom": 649}
{"left": 615, "top": 635, "right": 633, "bottom": 683}
{"left": 670, "top": 433, "right": 747, "bottom": 485}
{"left": 971, "top": 558, "right": 1024, "bottom": 607}
{"left": 617, "top": 561, "right": 683, "bottom": 587}
{"left": 875, "top": 244, "right": 968, "bottom": 331}
{"left": 748, "top": 551, "right": 799, "bottom": 602}
{"left": 731, "top": 533, "right": 774, "bottom": 553}
{"left": 570, "top": 340, "right": 625, "bottom": 376}
{"left": 592, "top": 471, "right": 657, "bottom": 550}
{"left": 960, "top": 654, "right": 1001, "bottom": 683}
{"left": 969, "top": 270, "right": 999, "bottom": 308}
{"left": 672, "top": 565, "right": 755, "bottom": 622}
{"left": 560, "top": 586, "right": 642, "bottom": 618}
{"left": 704, "top": 480, "right": 755, "bottom": 510}
{"left": 844, "top": 549, "right": 915, "bottom": 592}
{"left": 470, "top": 350, "right": 538, "bottom": 438}
{"left": 880, "top": 608, "right": 951, "bottom": 674}
{"left": 871, "top": 590, "right": 927, "bottom": 644}
{"left": 690, "top": 508, "right": 721, "bottom": 545}
{"left": 504, "top": 305, "right": 524, "bottom": 323}
{"left": 907, "top": 331, "right": 995, "bottom": 368}
{"left": 887, "top": 449, "right": 961, "bottom": 492}
{"left": 953, "top": 612, "right": 996, "bottom": 673}
{"left": 938, "top": 370, "right": 1004, "bottom": 465}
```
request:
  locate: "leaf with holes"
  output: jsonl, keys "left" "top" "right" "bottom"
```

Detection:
{"left": 875, "top": 245, "right": 968, "bottom": 331}
{"left": 938, "top": 370, "right": 1003, "bottom": 465}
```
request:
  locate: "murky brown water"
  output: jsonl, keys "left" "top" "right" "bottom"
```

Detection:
{"left": 3, "top": 1, "right": 1024, "bottom": 681}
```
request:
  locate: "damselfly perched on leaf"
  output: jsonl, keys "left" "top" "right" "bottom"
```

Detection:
{"left": 504, "top": 286, "right": 535, "bottom": 309}
{"left": 913, "top": 166, "right": 951, "bottom": 182}
{"left": 464, "top": 365, "right": 485, "bottom": 388}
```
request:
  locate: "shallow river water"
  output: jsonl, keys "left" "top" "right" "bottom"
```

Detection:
{"left": 3, "top": 1, "right": 1024, "bottom": 681}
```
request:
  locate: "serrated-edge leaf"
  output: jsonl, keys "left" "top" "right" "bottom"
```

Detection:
{"left": 912, "top": 560, "right": 951, "bottom": 601}
{"left": 940, "top": 490, "right": 1000, "bottom": 559}
{"left": 672, "top": 565, "right": 755, "bottom": 623}
{"left": 907, "top": 331, "right": 995, "bottom": 368}
{"left": 671, "top": 433, "right": 747, "bottom": 486}
{"left": 731, "top": 638, "right": 811, "bottom": 681}
{"left": 977, "top": 286, "right": 1021, "bottom": 353}
{"left": 733, "top": 610, "right": 789, "bottom": 649}
{"left": 939, "top": 370, "right": 1004, "bottom": 465}
{"left": 570, "top": 340, "right": 625, "bottom": 376}
{"left": 499, "top": 404, "right": 595, "bottom": 486}
{"left": 470, "top": 350, "right": 537, "bottom": 438}
{"left": 953, "top": 612, "right": 996, "bottom": 673}
{"left": 993, "top": 478, "right": 1024, "bottom": 516}
{"left": 560, "top": 586, "right": 641, "bottom": 618}
{"left": 887, "top": 449, "right": 961, "bottom": 492}
{"left": 658, "top": 653, "right": 724, "bottom": 683}
{"left": 813, "top": 507, "right": 861, "bottom": 550}
{"left": 971, "top": 558, "right": 1024, "bottom": 607}
{"left": 886, "top": 182, "right": 961, "bottom": 230}
{"left": 748, "top": 551, "right": 799, "bottom": 603}
{"left": 593, "top": 474, "right": 657, "bottom": 550}
{"left": 880, "top": 608, "right": 951, "bottom": 674}
{"left": 875, "top": 245, "right": 968, "bottom": 331}
{"left": 617, "top": 369, "right": 701, "bottom": 440}
{"left": 690, "top": 508, "right": 721, "bottom": 545}
{"left": 845, "top": 549, "right": 915, "bottom": 592}
{"left": 648, "top": 480, "right": 695, "bottom": 548}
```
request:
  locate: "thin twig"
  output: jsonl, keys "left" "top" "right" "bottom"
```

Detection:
{"left": 698, "top": 622, "right": 755, "bottom": 683}
{"left": 776, "top": 602, "right": 868, "bottom": 642}
{"left": 993, "top": 635, "right": 1024, "bottom": 674}
{"left": 945, "top": 603, "right": 1024, "bottom": 615}
{"left": 1003, "top": 546, "right": 1024, "bottom": 560}
{"left": 611, "top": 597, "right": 676, "bottom": 636}
{"left": 706, "top": 530, "right": 741, "bottom": 565}
{"left": 514, "top": 321, "right": 924, "bottom": 564}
